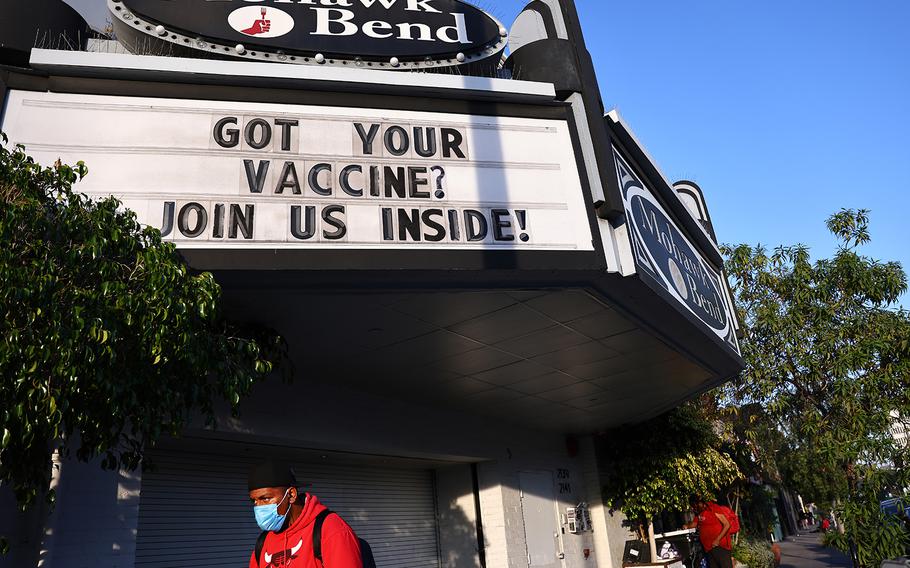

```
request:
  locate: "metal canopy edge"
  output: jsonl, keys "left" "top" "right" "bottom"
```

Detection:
{"left": 28, "top": 49, "right": 557, "bottom": 103}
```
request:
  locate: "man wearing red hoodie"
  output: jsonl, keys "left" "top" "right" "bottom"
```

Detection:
{"left": 248, "top": 460, "right": 363, "bottom": 568}
{"left": 685, "top": 498, "right": 733, "bottom": 568}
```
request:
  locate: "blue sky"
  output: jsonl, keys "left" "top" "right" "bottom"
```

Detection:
{"left": 66, "top": 0, "right": 910, "bottom": 306}
{"left": 568, "top": 1, "right": 910, "bottom": 308}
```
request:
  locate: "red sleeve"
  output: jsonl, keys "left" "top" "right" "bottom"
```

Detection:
{"left": 322, "top": 516, "right": 363, "bottom": 568}
{"left": 249, "top": 551, "right": 258, "bottom": 568}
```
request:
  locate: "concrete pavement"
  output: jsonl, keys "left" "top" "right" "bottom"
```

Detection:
{"left": 778, "top": 534, "right": 851, "bottom": 568}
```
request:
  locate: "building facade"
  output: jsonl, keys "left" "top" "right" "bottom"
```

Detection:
{"left": 0, "top": 1, "right": 744, "bottom": 567}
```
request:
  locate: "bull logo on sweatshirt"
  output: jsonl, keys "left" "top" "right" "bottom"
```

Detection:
{"left": 264, "top": 539, "right": 303, "bottom": 567}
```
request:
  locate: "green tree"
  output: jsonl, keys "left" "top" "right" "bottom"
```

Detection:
{"left": 775, "top": 441, "right": 848, "bottom": 506}
{"left": 598, "top": 404, "right": 742, "bottom": 537}
{"left": 0, "top": 135, "right": 285, "bottom": 541}
{"left": 723, "top": 209, "right": 910, "bottom": 566}
{"left": 705, "top": 400, "right": 785, "bottom": 540}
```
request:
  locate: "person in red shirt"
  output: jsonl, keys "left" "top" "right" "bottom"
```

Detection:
{"left": 248, "top": 460, "right": 363, "bottom": 568}
{"left": 685, "top": 498, "right": 733, "bottom": 568}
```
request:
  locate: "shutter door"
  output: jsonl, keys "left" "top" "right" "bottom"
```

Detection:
{"left": 134, "top": 446, "right": 440, "bottom": 568}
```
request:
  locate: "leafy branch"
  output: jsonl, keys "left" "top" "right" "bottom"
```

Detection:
{"left": 0, "top": 134, "right": 288, "bottom": 520}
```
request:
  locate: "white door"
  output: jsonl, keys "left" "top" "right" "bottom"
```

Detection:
{"left": 519, "top": 471, "right": 560, "bottom": 568}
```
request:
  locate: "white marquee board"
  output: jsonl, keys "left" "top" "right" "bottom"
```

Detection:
{"left": 2, "top": 91, "right": 594, "bottom": 252}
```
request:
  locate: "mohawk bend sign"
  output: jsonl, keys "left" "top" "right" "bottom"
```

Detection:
{"left": 109, "top": 0, "right": 507, "bottom": 68}
{"left": 613, "top": 149, "right": 739, "bottom": 351}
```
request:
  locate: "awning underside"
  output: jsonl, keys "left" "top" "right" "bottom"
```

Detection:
{"left": 225, "top": 289, "right": 714, "bottom": 433}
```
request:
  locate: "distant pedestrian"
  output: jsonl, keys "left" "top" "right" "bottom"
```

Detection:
{"left": 247, "top": 459, "right": 363, "bottom": 568}
{"left": 771, "top": 542, "right": 781, "bottom": 567}
{"left": 685, "top": 498, "right": 736, "bottom": 568}
{"left": 821, "top": 517, "right": 830, "bottom": 532}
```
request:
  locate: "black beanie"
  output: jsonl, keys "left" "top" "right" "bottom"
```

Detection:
{"left": 248, "top": 459, "right": 298, "bottom": 491}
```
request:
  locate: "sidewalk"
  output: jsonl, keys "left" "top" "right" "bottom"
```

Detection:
{"left": 779, "top": 533, "right": 851, "bottom": 568}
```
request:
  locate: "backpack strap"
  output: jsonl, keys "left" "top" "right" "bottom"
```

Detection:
{"left": 255, "top": 531, "right": 268, "bottom": 567}
{"left": 313, "top": 509, "right": 333, "bottom": 563}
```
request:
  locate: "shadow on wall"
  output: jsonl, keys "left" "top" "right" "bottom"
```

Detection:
{"left": 0, "top": 454, "right": 141, "bottom": 568}
{"left": 462, "top": 76, "right": 528, "bottom": 275}
{"left": 436, "top": 464, "right": 486, "bottom": 568}
{"left": 0, "top": 486, "right": 43, "bottom": 568}
{"left": 437, "top": 497, "right": 485, "bottom": 568}
{"left": 329, "top": 478, "right": 483, "bottom": 568}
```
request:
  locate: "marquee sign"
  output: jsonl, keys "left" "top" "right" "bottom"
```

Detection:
{"left": 613, "top": 149, "right": 739, "bottom": 352}
{"left": 108, "top": 0, "right": 508, "bottom": 69}
{"left": 1, "top": 90, "right": 593, "bottom": 252}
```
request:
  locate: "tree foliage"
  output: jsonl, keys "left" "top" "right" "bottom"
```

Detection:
{"left": 598, "top": 405, "right": 742, "bottom": 527}
{"left": 737, "top": 484, "right": 778, "bottom": 541}
{"left": 0, "top": 135, "right": 286, "bottom": 515}
{"left": 680, "top": 397, "right": 781, "bottom": 540}
{"left": 723, "top": 209, "right": 910, "bottom": 566}
{"left": 775, "top": 442, "right": 848, "bottom": 506}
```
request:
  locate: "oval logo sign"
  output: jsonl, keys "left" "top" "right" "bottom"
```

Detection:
{"left": 628, "top": 193, "right": 728, "bottom": 332}
{"left": 115, "top": 0, "right": 506, "bottom": 67}
{"left": 612, "top": 148, "right": 738, "bottom": 350}
{"left": 228, "top": 7, "right": 295, "bottom": 39}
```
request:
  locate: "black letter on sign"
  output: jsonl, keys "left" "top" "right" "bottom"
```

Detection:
{"left": 398, "top": 208, "right": 421, "bottom": 242}
{"left": 340, "top": 165, "right": 364, "bottom": 197}
{"left": 447, "top": 209, "right": 461, "bottom": 242}
{"left": 409, "top": 167, "right": 430, "bottom": 199}
{"left": 161, "top": 202, "right": 175, "bottom": 237}
{"left": 385, "top": 125, "right": 410, "bottom": 157}
{"left": 322, "top": 205, "right": 347, "bottom": 240}
{"left": 274, "top": 118, "right": 298, "bottom": 152}
{"left": 422, "top": 209, "right": 446, "bottom": 242}
{"left": 354, "top": 123, "right": 380, "bottom": 155}
{"left": 414, "top": 127, "right": 437, "bottom": 158}
{"left": 178, "top": 202, "right": 207, "bottom": 238}
{"left": 290, "top": 206, "right": 317, "bottom": 240}
{"left": 229, "top": 204, "right": 255, "bottom": 239}
{"left": 214, "top": 117, "right": 240, "bottom": 148}
{"left": 492, "top": 209, "right": 514, "bottom": 241}
{"left": 212, "top": 203, "right": 225, "bottom": 239}
{"left": 441, "top": 128, "right": 466, "bottom": 159}
{"left": 381, "top": 208, "right": 394, "bottom": 241}
{"left": 309, "top": 163, "right": 333, "bottom": 196}
{"left": 245, "top": 118, "right": 272, "bottom": 150}
{"left": 276, "top": 162, "right": 302, "bottom": 195}
{"left": 464, "top": 209, "right": 488, "bottom": 242}
{"left": 384, "top": 166, "right": 407, "bottom": 199}
{"left": 369, "top": 165, "right": 382, "bottom": 197}
{"left": 244, "top": 160, "right": 271, "bottom": 194}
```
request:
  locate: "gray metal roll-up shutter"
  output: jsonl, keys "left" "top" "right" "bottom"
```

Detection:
{"left": 134, "top": 446, "right": 440, "bottom": 568}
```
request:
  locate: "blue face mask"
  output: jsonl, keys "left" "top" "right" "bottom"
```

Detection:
{"left": 254, "top": 489, "right": 291, "bottom": 532}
